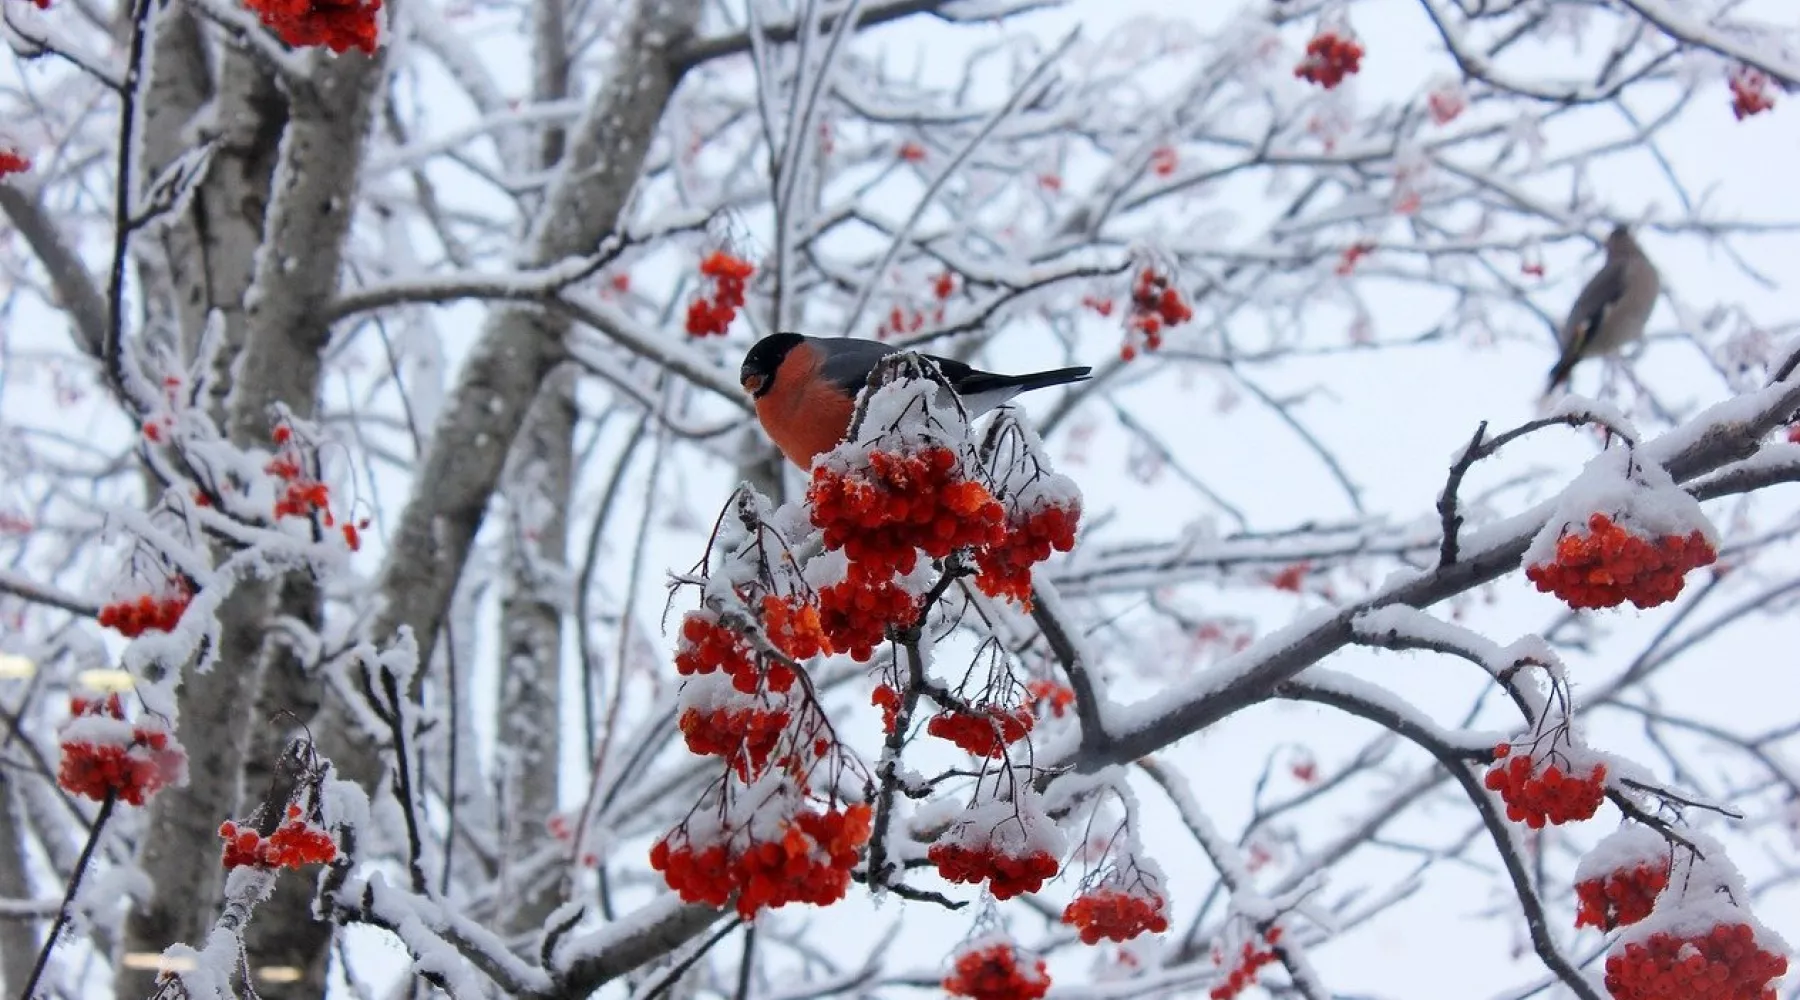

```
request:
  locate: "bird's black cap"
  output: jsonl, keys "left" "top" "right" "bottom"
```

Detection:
{"left": 740, "top": 332, "right": 806, "bottom": 398}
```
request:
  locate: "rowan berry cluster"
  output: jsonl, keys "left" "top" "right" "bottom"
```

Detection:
{"left": 871, "top": 684, "right": 901, "bottom": 734}
{"left": 761, "top": 594, "right": 829, "bottom": 660}
{"left": 1729, "top": 66, "right": 1775, "bottom": 121}
{"left": 1062, "top": 886, "right": 1170, "bottom": 944}
{"left": 1294, "top": 31, "right": 1363, "bottom": 89}
{"left": 1484, "top": 743, "right": 1607, "bottom": 828}
{"left": 1525, "top": 514, "right": 1716, "bottom": 610}
{"left": 650, "top": 803, "right": 872, "bottom": 918}
{"left": 1604, "top": 922, "right": 1787, "bottom": 1000}
{"left": 675, "top": 611, "right": 796, "bottom": 694}
{"left": 1149, "top": 146, "right": 1177, "bottom": 177}
{"left": 809, "top": 446, "right": 1006, "bottom": 577}
{"left": 1121, "top": 267, "right": 1193, "bottom": 360}
{"left": 807, "top": 444, "right": 1002, "bottom": 657}
{"left": 57, "top": 696, "right": 187, "bottom": 806}
{"left": 943, "top": 940, "right": 1051, "bottom": 1000}
{"left": 1025, "top": 679, "right": 1074, "bottom": 719}
{"left": 680, "top": 706, "right": 791, "bottom": 780}
{"left": 219, "top": 805, "right": 338, "bottom": 870}
{"left": 974, "top": 502, "right": 1080, "bottom": 606}
{"left": 927, "top": 706, "right": 1034, "bottom": 758}
{"left": 1576, "top": 861, "right": 1669, "bottom": 931}
{"left": 0, "top": 147, "right": 29, "bottom": 176}
{"left": 1335, "top": 241, "right": 1375, "bottom": 276}
{"left": 243, "top": 0, "right": 379, "bottom": 52}
{"left": 685, "top": 251, "right": 754, "bottom": 336}
{"left": 1211, "top": 926, "right": 1284, "bottom": 1000}
{"left": 817, "top": 577, "right": 920, "bottom": 662}
{"left": 99, "top": 583, "right": 192, "bottom": 638}
{"left": 268, "top": 424, "right": 366, "bottom": 550}
{"left": 897, "top": 141, "right": 927, "bottom": 163}
{"left": 928, "top": 841, "right": 1061, "bottom": 900}
{"left": 1426, "top": 78, "right": 1466, "bottom": 125}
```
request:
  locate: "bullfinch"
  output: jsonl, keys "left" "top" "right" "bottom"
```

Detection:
{"left": 739, "top": 332, "right": 1092, "bottom": 469}
{"left": 1546, "top": 225, "right": 1660, "bottom": 393}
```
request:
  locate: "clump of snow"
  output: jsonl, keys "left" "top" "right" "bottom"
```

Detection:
{"left": 1574, "top": 823, "right": 1671, "bottom": 885}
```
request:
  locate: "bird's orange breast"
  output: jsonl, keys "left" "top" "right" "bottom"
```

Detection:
{"left": 755, "top": 345, "right": 858, "bottom": 469}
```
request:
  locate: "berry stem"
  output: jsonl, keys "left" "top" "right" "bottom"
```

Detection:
{"left": 20, "top": 792, "right": 116, "bottom": 1000}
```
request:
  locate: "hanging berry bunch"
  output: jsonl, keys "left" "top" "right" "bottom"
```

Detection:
{"left": 927, "top": 767, "right": 1066, "bottom": 899}
{"left": 1425, "top": 75, "right": 1467, "bottom": 125}
{"left": 1120, "top": 264, "right": 1193, "bottom": 361}
{"left": 1524, "top": 447, "right": 1718, "bottom": 611}
{"left": 972, "top": 412, "right": 1083, "bottom": 609}
{"left": 0, "top": 134, "right": 29, "bottom": 177}
{"left": 57, "top": 694, "right": 188, "bottom": 806}
{"left": 1484, "top": 732, "right": 1608, "bottom": 829}
{"left": 220, "top": 804, "right": 338, "bottom": 870}
{"left": 267, "top": 419, "right": 368, "bottom": 552}
{"left": 804, "top": 363, "right": 1008, "bottom": 658}
{"left": 1574, "top": 824, "right": 1672, "bottom": 932}
{"left": 243, "top": 0, "right": 382, "bottom": 53}
{"left": 98, "top": 576, "right": 194, "bottom": 638}
{"left": 944, "top": 933, "right": 1052, "bottom": 1000}
{"left": 649, "top": 772, "right": 873, "bottom": 918}
{"left": 1209, "top": 923, "right": 1286, "bottom": 1000}
{"left": 1727, "top": 65, "right": 1775, "bottom": 121}
{"left": 685, "top": 250, "right": 755, "bottom": 337}
{"left": 658, "top": 493, "right": 877, "bottom": 918}
{"left": 925, "top": 645, "right": 1038, "bottom": 759}
{"left": 1063, "top": 855, "right": 1171, "bottom": 944}
{"left": 1294, "top": 26, "right": 1363, "bottom": 89}
{"left": 1601, "top": 844, "right": 1789, "bottom": 1000}
{"left": 216, "top": 734, "right": 341, "bottom": 871}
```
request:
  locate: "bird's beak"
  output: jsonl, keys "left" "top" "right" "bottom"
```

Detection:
{"left": 740, "top": 369, "right": 765, "bottom": 397}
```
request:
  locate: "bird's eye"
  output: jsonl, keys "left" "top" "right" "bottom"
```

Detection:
{"left": 742, "top": 373, "right": 766, "bottom": 396}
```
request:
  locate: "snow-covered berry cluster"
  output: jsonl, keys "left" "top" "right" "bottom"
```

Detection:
{"left": 1575, "top": 825, "right": 1673, "bottom": 931}
{"left": 1526, "top": 514, "right": 1716, "bottom": 610}
{"left": 1485, "top": 742, "right": 1607, "bottom": 828}
{"left": 1523, "top": 448, "right": 1718, "bottom": 611}
{"left": 685, "top": 251, "right": 754, "bottom": 336}
{"left": 1728, "top": 65, "right": 1775, "bottom": 121}
{"left": 57, "top": 695, "right": 188, "bottom": 806}
{"left": 219, "top": 805, "right": 338, "bottom": 870}
{"left": 927, "top": 705, "right": 1035, "bottom": 758}
{"left": 944, "top": 936, "right": 1051, "bottom": 1000}
{"left": 1605, "top": 920, "right": 1787, "bottom": 1000}
{"left": 98, "top": 581, "right": 192, "bottom": 638}
{"left": 1211, "top": 925, "right": 1285, "bottom": 1000}
{"left": 650, "top": 795, "right": 872, "bottom": 918}
{"left": 1121, "top": 266, "right": 1193, "bottom": 360}
{"left": 243, "top": 0, "right": 381, "bottom": 53}
{"left": 1295, "top": 30, "right": 1363, "bottom": 89}
{"left": 928, "top": 783, "right": 1066, "bottom": 899}
{"left": 1062, "top": 874, "right": 1171, "bottom": 944}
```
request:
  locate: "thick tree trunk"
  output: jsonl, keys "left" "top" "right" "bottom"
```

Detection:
{"left": 0, "top": 778, "right": 40, "bottom": 994}
{"left": 497, "top": 365, "right": 576, "bottom": 935}
{"left": 120, "top": 30, "right": 387, "bottom": 1000}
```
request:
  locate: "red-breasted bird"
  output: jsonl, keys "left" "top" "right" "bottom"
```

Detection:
{"left": 1545, "top": 225, "right": 1660, "bottom": 394}
{"left": 740, "top": 332, "right": 1092, "bottom": 469}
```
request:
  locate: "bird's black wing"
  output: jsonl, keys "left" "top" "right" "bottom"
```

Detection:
{"left": 812, "top": 337, "right": 901, "bottom": 394}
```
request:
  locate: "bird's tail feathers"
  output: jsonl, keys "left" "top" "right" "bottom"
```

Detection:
{"left": 1544, "top": 354, "right": 1576, "bottom": 396}
{"left": 959, "top": 366, "right": 1093, "bottom": 397}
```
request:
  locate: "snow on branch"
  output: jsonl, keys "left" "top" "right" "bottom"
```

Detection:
{"left": 1064, "top": 377, "right": 1800, "bottom": 773}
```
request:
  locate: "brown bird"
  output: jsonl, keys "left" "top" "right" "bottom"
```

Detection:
{"left": 1546, "top": 225, "right": 1660, "bottom": 394}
